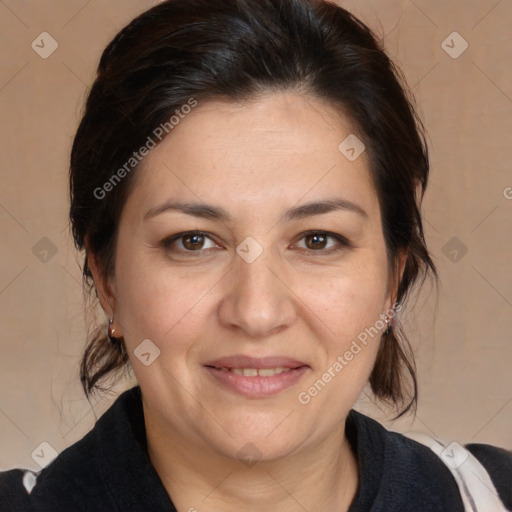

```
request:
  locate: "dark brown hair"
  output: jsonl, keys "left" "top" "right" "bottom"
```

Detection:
{"left": 70, "top": 0, "right": 437, "bottom": 417}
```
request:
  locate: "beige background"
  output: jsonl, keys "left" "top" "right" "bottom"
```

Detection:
{"left": 0, "top": 0, "right": 511, "bottom": 471}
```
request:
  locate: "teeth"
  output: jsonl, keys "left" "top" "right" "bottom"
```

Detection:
{"left": 222, "top": 367, "right": 292, "bottom": 377}
{"left": 258, "top": 368, "right": 279, "bottom": 377}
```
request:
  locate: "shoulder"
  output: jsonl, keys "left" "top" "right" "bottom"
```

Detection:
{"left": 347, "top": 410, "right": 466, "bottom": 510}
{"left": 0, "top": 427, "right": 114, "bottom": 512}
{"left": 0, "top": 468, "right": 36, "bottom": 512}
{"left": 394, "top": 431, "right": 512, "bottom": 507}
{"left": 0, "top": 387, "right": 172, "bottom": 512}
{"left": 465, "top": 442, "right": 512, "bottom": 510}
{"left": 347, "top": 409, "right": 512, "bottom": 511}
{"left": 0, "top": 390, "right": 131, "bottom": 512}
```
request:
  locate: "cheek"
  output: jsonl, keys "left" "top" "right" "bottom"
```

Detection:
{"left": 304, "top": 259, "right": 389, "bottom": 340}
{"left": 113, "top": 249, "right": 216, "bottom": 350}
{"left": 299, "top": 267, "right": 388, "bottom": 395}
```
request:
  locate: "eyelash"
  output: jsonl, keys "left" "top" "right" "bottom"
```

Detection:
{"left": 160, "top": 230, "right": 352, "bottom": 256}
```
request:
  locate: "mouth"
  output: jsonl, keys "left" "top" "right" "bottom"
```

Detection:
{"left": 210, "top": 367, "right": 296, "bottom": 377}
{"left": 203, "top": 354, "right": 308, "bottom": 370}
{"left": 202, "top": 355, "right": 310, "bottom": 398}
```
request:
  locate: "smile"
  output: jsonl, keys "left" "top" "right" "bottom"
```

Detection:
{"left": 203, "top": 364, "right": 309, "bottom": 398}
{"left": 216, "top": 367, "right": 292, "bottom": 376}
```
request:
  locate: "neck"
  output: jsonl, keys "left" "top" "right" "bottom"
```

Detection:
{"left": 145, "top": 409, "right": 359, "bottom": 512}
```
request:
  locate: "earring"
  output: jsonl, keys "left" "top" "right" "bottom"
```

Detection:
{"left": 383, "top": 315, "right": 392, "bottom": 335}
{"left": 107, "top": 316, "right": 119, "bottom": 345}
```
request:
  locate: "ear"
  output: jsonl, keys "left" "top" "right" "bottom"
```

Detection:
{"left": 386, "top": 248, "right": 407, "bottom": 310}
{"left": 85, "top": 236, "right": 118, "bottom": 322}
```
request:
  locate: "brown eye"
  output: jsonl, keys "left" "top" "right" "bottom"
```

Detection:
{"left": 161, "top": 231, "right": 219, "bottom": 253}
{"left": 182, "top": 233, "right": 206, "bottom": 250}
{"left": 304, "top": 233, "right": 328, "bottom": 250}
{"left": 295, "top": 231, "right": 351, "bottom": 255}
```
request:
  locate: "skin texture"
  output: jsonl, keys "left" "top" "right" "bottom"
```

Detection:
{"left": 89, "top": 91, "right": 405, "bottom": 511}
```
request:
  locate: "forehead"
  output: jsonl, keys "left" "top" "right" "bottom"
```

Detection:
{"left": 129, "top": 91, "right": 378, "bottom": 220}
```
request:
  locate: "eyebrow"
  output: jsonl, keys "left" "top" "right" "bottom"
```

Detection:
{"left": 143, "top": 197, "right": 368, "bottom": 222}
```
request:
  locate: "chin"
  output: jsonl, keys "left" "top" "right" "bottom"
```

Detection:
{"left": 205, "top": 414, "right": 307, "bottom": 463}
{"left": 212, "top": 435, "right": 302, "bottom": 466}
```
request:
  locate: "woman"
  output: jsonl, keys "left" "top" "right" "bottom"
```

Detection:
{"left": 1, "top": 0, "right": 510, "bottom": 510}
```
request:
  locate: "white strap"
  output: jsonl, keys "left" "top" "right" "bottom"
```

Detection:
{"left": 404, "top": 432, "right": 508, "bottom": 512}
{"left": 22, "top": 469, "right": 39, "bottom": 494}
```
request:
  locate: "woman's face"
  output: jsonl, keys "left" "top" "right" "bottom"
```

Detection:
{"left": 98, "top": 91, "right": 401, "bottom": 461}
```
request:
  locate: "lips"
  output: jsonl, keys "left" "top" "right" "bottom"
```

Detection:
{"left": 203, "top": 355, "right": 308, "bottom": 370}
{"left": 202, "top": 355, "right": 310, "bottom": 398}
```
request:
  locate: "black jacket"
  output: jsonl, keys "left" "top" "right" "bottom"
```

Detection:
{"left": 1, "top": 386, "right": 511, "bottom": 511}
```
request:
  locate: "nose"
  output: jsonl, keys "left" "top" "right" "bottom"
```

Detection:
{"left": 218, "top": 247, "right": 297, "bottom": 339}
